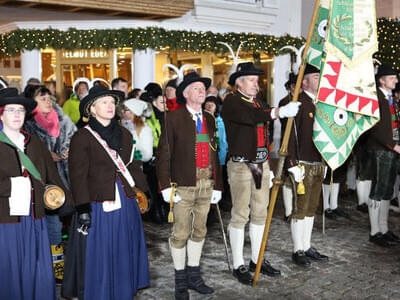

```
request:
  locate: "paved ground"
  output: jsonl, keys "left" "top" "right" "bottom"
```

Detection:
{"left": 59, "top": 190, "right": 400, "bottom": 299}
{"left": 136, "top": 191, "right": 400, "bottom": 300}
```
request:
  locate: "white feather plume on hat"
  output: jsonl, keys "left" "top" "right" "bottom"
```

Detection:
{"left": 73, "top": 77, "right": 110, "bottom": 93}
{"left": 0, "top": 77, "right": 8, "bottom": 89}
{"left": 279, "top": 44, "right": 306, "bottom": 75}
{"left": 72, "top": 77, "right": 91, "bottom": 92}
{"left": 217, "top": 41, "right": 245, "bottom": 75}
{"left": 162, "top": 64, "right": 197, "bottom": 86}
{"left": 90, "top": 78, "right": 111, "bottom": 88}
{"left": 372, "top": 58, "right": 381, "bottom": 75}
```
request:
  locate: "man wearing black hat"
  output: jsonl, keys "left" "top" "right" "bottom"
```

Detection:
{"left": 286, "top": 64, "right": 329, "bottom": 268}
{"left": 366, "top": 64, "right": 400, "bottom": 247}
{"left": 279, "top": 72, "right": 300, "bottom": 221}
{"left": 157, "top": 72, "right": 223, "bottom": 300}
{"left": 221, "top": 62, "right": 300, "bottom": 285}
{"left": 165, "top": 78, "right": 184, "bottom": 111}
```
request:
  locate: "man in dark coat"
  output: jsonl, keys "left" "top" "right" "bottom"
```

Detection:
{"left": 287, "top": 64, "right": 328, "bottom": 267}
{"left": 279, "top": 72, "right": 299, "bottom": 221}
{"left": 366, "top": 64, "right": 400, "bottom": 247}
{"left": 221, "top": 62, "right": 300, "bottom": 285}
{"left": 157, "top": 72, "right": 223, "bottom": 300}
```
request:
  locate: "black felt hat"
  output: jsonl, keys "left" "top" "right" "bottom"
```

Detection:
{"left": 176, "top": 72, "right": 211, "bottom": 105}
{"left": 285, "top": 72, "right": 297, "bottom": 90}
{"left": 304, "top": 64, "right": 320, "bottom": 75}
{"left": 0, "top": 88, "right": 37, "bottom": 114}
{"left": 228, "top": 62, "right": 264, "bottom": 86}
{"left": 79, "top": 85, "right": 123, "bottom": 122}
{"left": 376, "top": 63, "right": 397, "bottom": 79}
{"left": 166, "top": 78, "right": 177, "bottom": 89}
{"left": 144, "top": 82, "right": 163, "bottom": 99}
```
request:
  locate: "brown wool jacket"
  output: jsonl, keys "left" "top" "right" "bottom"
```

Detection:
{"left": 367, "top": 89, "right": 397, "bottom": 151}
{"left": 0, "top": 133, "right": 71, "bottom": 223}
{"left": 221, "top": 91, "right": 273, "bottom": 161}
{"left": 156, "top": 107, "right": 222, "bottom": 191}
{"left": 68, "top": 126, "right": 149, "bottom": 207}
{"left": 287, "top": 91, "right": 322, "bottom": 166}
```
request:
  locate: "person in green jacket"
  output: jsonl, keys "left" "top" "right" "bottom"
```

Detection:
{"left": 62, "top": 78, "right": 89, "bottom": 124}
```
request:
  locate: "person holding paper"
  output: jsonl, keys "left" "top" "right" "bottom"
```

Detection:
{"left": 0, "top": 88, "right": 70, "bottom": 300}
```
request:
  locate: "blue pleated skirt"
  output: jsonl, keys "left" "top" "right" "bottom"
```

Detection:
{"left": 84, "top": 179, "right": 150, "bottom": 300}
{"left": 0, "top": 212, "right": 56, "bottom": 300}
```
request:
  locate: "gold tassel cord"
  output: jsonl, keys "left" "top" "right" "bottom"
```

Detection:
{"left": 296, "top": 164, "right": 305, "bottom": 195}
{"left": 168, "top": 182, "right": 177, "bottom": 223}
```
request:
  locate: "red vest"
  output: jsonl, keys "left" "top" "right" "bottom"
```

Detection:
{"left": 196, "top": 116, "right": 211, "bottom": 168}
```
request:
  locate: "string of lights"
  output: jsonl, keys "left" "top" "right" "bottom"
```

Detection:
{"left": 1, "top": 18, "right": 398, "bottom": 69}
{"left": 0, "top": 27, "right": 304, "bottom": 57}
{"left": 375, "top": 18, "right": 400, "bottom": 70}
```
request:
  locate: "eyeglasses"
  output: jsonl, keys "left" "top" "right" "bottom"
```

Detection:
{"left": 4, "top": 108, "right": 26, "bottom": 114}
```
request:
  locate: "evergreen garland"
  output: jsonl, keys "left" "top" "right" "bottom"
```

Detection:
{"left": 2, "top": 18, "right": 399, "bottom": 69}
{"left": 0, "top": 27, "right": 304, "bottom": 56}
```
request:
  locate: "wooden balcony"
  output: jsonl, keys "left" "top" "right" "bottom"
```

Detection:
{"left": 0, "top": 0, "right": 194, "bottom": 20}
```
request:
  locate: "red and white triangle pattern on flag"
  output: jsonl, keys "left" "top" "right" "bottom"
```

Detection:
{"left": 317, "top": 53, "right": 379, "bottom": 118}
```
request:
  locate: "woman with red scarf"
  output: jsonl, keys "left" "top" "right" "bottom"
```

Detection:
{"left": 24, "top": 85, "right": 76, "bottom": 282}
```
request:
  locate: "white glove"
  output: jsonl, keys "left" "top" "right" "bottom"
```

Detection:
{"left": 210, "top": 190, "right": 222, "bottom": 204}
{"left": 279, "top": 102, "right": 301, "bottom": 118}
{"left": 288, "top": 166, "right": 305, "bottom": 183}
{"left": 269, "top": 170, "right": 275, "bottom": 188}
{"left": 161, "top": 187, "right": 182, "bottom": 204}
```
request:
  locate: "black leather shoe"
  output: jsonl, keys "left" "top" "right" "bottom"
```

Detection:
{"left": 292, "top": 251, "right": 311, "bottom": 267}
{"left": 390, "top": 198, "right": 399, "bottom": 207}
{"left": 356, "top": 203, "right": 368, "bottom": 213}
{"left": 305, "top": 247, "right": 329, "bottom": 262}
{"left": 187, "top": 266, "right": 214, "bottom": 295}
{"left": 369, "top": 233, "right": 395, "bottom": 248}
{"left": 249, "top": 259, "right": 281, "bottom": 277}
{"left": 332, "top": 207, "right": 349, "bottom": 218}
{"left": 324, "top": 209, "right": 337, "bottom": 220}
{"left": 233, "top": 265, "right": 253, "bottom": 285}
{"left": 382, "top": 231, "right": 400, "bottom": 243}
{"left": 175, "top": 269, "right": 189, "bottom": 300}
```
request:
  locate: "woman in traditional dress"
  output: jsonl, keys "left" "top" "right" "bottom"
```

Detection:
{"left": 67, "top": 85, "right": 150, "bottom": 299}
{"left": 0, "top": 88, "right": 69, "bottom": 300}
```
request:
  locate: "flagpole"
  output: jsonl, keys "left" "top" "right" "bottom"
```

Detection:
{"left": 252, "top": 0, "right": 321, "bottom": 287}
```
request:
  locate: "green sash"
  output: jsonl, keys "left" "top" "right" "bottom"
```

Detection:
{"left": 0, "top": 131, "right": 42, "bottom": 181}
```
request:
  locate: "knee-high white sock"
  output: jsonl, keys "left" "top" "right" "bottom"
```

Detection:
{"left": 249, "top": 223, "right": 265, "bottom": 263}
{"left": 282, "top": 185, "right": 293, "bottom": 217}
{"left": 303, "top": 216, "right": 314, "bottom": 251}
{"left": 187, "top": 239, "right": 205, "bottom": 267}
{"left": 291, "top": 219, "right": 305, "bottom": 252}
{"left": 368, "top": 202, "right": 380, "bottom": 236}
{"left": 330, "top": 183, "right": 340, "bottom": 210}
{"left": 378, "top": 200, "right": 390, "bottom": 234}
{"left": 322, "top": 184, "right": 330, "bottom": 211}
{"left": 170, "top": 239, "right": 186, "bottom": 270}
{"left": 346, "top": 164, "right": 356, "bottom": 190}
{"left": 356, "top": 180, "right": 371, "bottom": 205}
{"left": 229, "top": 227, "right": 245, "bottom": 269}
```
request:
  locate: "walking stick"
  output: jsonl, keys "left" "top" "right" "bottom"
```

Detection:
{"left": 252, "top": 0, "right": 321, "bottom": 287}
{"left": 214, "top": 203, "right": 231, "bottom": 271}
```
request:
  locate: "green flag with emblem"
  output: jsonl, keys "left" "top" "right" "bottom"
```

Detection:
{"left": 312, "top": 0, "right": 380, "bottom": 170}
{"left": 306, "top": 0, "right": 330, "bottom": 69}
